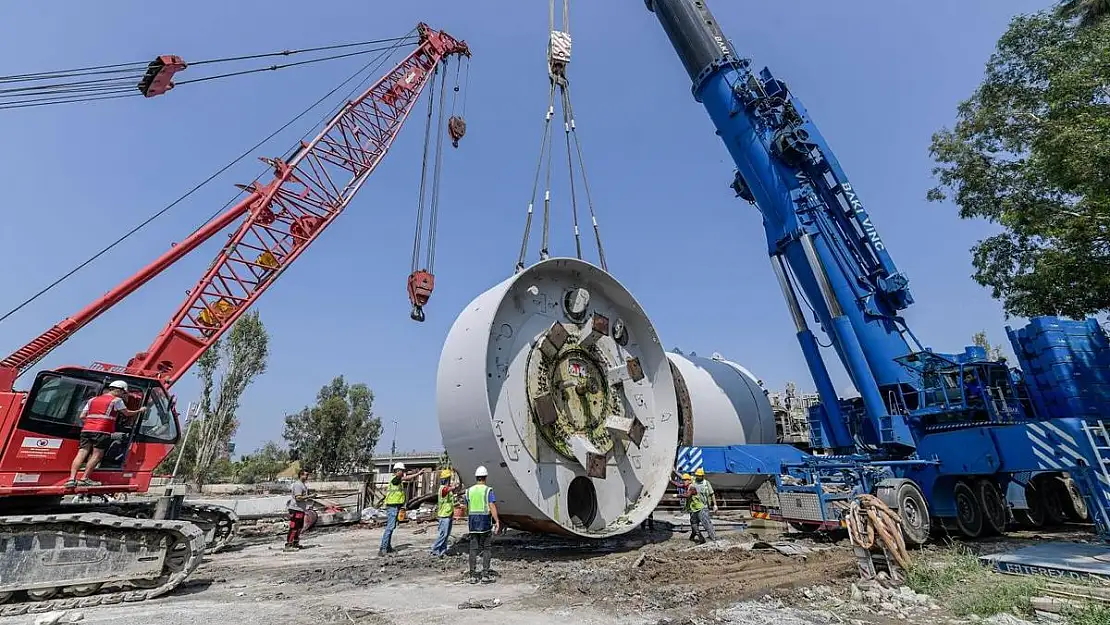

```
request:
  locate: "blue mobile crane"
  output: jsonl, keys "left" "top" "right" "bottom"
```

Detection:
{"left": 644, "top": 0, "right": 1110, "bottom": 546}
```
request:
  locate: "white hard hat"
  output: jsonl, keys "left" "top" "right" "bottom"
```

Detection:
{"left": 474, "top": 466, "right": 488, "bottom": 478}
{"left": 108, "top": 380, "right": 129, "bottom": 391}
{"left": 393, "top": 462, "right": 406, "bottom": 471}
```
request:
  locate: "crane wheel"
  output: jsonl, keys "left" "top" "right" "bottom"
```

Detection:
{"left": 976, "top": 479, "right": 1007, "bottom": 535}
{"left": 894, "top": 482, "right": 931, "bottom": 548}
{"left": 1034, "top": 475, "right": 1069, "bottom": 525}
{"left": 64, "top": 583, "right": 102, "bottom": 597}
{"left": 25, "top": 588, "right": 59, "bottom": 601}
{"left": 953, "top": 481, "right": 984, "bottom": 538}
{"left": 1013, "top": 483, "right": 1048, "bottom": 529}
{"left": 1058, "top": 476, "right": 1090, "bottom": 523}
{"left": 177, "top": 504, "right": 239, "bottom": 553}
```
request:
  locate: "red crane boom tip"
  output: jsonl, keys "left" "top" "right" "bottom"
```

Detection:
{"left": 417, "top": 23, "right": 471, "bottom": 58}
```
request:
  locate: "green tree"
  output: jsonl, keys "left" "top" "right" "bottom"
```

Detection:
{"left": 1058, "top": 0, "right": 1110, "bottom": 28}
{"left": 927, "top": 8, "right": 1110, "bottom": 318}
{"left": 972, "top": 330, "right": 1006, "bottom": 362}
{"left": 233, "top": 441, "right": 290, "bottom": 484}
{"left": 283, "top": 376, "right": 382, "bottom": 476}
{"left": 157, "top": 311, "right": 269, "bottom": 485}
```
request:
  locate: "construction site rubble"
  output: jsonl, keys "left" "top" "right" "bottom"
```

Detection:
{"left": 457, "top": 598, "right": 502, "bottom": 610}
{"left": 32, "top": 612, "right": 84, "bottom": 625}
{"left": 4, "top": 515, "right": 1102, "bottom": 625}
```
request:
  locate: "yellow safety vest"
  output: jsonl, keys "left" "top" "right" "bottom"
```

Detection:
{"left": 684, "top": 485, "right": 704, "bottom": 513}
{"left": 437, "top": 488, "right": 455, "bottom": 518}
{"left": 466, "top": 483, "right": 493, "bottom": 533}
{"left": 384, "top": 478, "right": 405, "bottom": 506}
{"left": 466, "top": 484, "right": 491, "bottom": 515}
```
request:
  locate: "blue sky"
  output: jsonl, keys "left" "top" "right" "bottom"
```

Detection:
{"left": 0, "top": 0, "right": 1050, "bottom": 456}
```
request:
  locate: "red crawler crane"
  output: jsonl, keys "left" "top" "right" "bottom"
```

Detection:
{"left": 0, "top": 23, "right": 468, "bottom": 616}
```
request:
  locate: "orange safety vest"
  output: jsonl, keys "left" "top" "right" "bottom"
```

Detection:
{"left": 82, "top": 394, "right": 120, "bottom": 433}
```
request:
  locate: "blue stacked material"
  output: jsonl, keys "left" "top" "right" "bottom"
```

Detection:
{"left": 1006, "top": 317, "right": 1110, "bottom": 420}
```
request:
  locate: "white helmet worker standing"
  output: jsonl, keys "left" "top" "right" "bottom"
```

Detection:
{"left": 378, "top": 460, "right": 429, "bottom": 557}
{"left": 465, "top": 465, "right": 500, "bottom": 584}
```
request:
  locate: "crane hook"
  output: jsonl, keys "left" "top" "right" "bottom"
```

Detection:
{"left": 448, "top": 115, "right": 466, "bottom": 148}
{"left": 407, "top": 270, "right": 435, "bottom": 322}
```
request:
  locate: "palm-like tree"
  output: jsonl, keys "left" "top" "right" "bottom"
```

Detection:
{"left": 1058, "top": 0, "right": 1110, "bottom": 28}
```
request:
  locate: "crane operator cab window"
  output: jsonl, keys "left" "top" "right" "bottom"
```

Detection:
{"left": 19, "top": 369, "right": 180, "bottom": 469}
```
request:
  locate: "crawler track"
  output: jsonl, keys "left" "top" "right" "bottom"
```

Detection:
{"left": 0, "top": 512, "right": 205, "bottom": 617}
{"left": 64, "top": 501, "right": 239, "bottom": 554}
{"left": 177, "top": 504, "right": 239, "bottom": 553}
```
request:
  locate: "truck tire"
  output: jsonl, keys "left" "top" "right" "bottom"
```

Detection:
{"left": 1059, "top": 476, "right": 1089, "bottom": 523}
{"left": 976, "top": 479, "right": 1007, "bottom": 535}
{"left": 895, "top": 482, "right": 931, "bottom": 548}
{"left": 1013, "top": 484, "right": 1047, "bottom": 529}
{"left": 1039, "top": 478, "right": 1068, "bottom": 526}
{"left": 953, "top": 481, "right": 984, "bottom": 538}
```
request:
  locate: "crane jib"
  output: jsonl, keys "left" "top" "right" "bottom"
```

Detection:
{"left": 0, "top": 25, "right": 470, "bottom": 392}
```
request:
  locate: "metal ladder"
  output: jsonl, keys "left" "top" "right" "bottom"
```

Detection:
{"left": 1079, "top": 419, "right": 1110, "bottom": 536}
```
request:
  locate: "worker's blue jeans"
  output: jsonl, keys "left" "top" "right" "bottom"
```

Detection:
{"left": 430, "top": 516, "right": 453, "bottom": 556}
{"left": 380, "top": 505, "right": 400, "bottom": 552}
{"left": 698, "top": 508, "right": 717, "bottom": 541}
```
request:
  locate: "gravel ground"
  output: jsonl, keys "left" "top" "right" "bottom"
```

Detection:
{"left": 0, "top": 519, "right": 1058, "bottom": 625}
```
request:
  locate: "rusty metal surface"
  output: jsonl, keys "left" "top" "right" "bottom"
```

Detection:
{"left": 670, "top": 359, "right": 694, "bottom": 447}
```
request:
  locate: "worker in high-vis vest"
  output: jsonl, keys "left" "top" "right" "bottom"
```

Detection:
{"left": 429, "top": 469, "right": 460, "bottom": 557}
{"left": 692, "top": 468, "right": 718, "bottom": 541}
{"left": 66, "top": 380, "right": 146, "bottom": 489}
{"left": 672, "top": 471, "right": 713, "bottom": 544}
{"left": 378, "top": 462, "right": 430, "bottom": 557}
{"left": 465, "top": 465, "right": 500, "bottom": 584}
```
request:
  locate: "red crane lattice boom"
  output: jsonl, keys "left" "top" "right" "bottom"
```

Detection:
{"left": 0, "top": 23, "right": 469, "bottom": 392}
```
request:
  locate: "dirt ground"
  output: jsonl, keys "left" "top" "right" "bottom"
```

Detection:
{"left": 0, "top": 516, "right": 1041, "bottom": 625}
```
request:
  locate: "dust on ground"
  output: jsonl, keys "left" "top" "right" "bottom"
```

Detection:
{"left": 0, "top": 519, "right": 1077, "bottom": 625}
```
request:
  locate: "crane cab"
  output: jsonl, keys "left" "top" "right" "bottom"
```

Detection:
{"left": 0, "top": 366, "right": 180, "bottom": 499}
{"left": 894, "top": 351, "right": 1031, "bottom": 432}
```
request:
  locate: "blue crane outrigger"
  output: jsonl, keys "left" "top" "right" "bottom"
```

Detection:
{"left": 644, "top": 0, "right": 1110, "bottom": 550}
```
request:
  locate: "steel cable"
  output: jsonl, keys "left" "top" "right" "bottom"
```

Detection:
{"left": 0, "top": 36, "right": 418, "bottom": 111}
{"left": 846, "top": 494, "right": 912, "bottom": 573}
{"left": 0, "top": 33, "right": 414, "bottom": 324}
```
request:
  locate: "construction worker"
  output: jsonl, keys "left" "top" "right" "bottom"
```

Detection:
{"left": 429, "top": 468, "right": 458, "bottom": 557}
{"left": 465, "top": 466, "right": 501, "bottom": 584}
{"left": 66, "top": 380, "right": 146, "bottom": 488}
{"left": 378, "top": 463, "right": 429, "bottom": 557}
{"left": 693, "top": 468, "right": 718, "bottom": 541}
{"left": 672, "top": 472, "right": 714, "bottom": 543}
{"left": 694, "top": 468, "right": 719, "bottom": 513}
{"left": 285, "top": 470, "right": 311, "bottom": 551}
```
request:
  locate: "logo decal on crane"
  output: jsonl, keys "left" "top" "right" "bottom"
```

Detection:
{"left": 22, "top": 437, "right": 62, "bottom": 449}
{"left": 17, "top": 436, "right": 63, "bottom": 459}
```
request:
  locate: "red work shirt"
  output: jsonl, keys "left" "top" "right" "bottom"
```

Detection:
{"left": 80, "top": 394, "right": 126, "bottom": 433}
